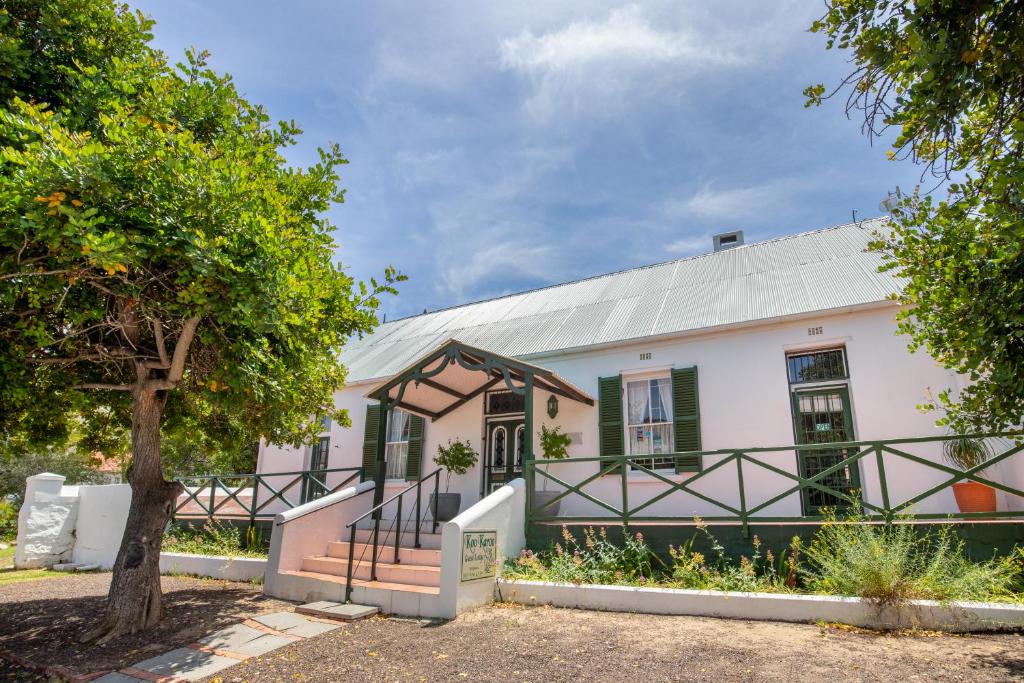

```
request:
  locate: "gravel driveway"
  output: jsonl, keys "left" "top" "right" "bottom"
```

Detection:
{"left": 210, "top": 604, "right": 1024, "bottom": 682}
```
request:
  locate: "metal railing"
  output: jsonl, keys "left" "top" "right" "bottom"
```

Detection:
{"left": 525, "top": 435, "right": 1024, "bottom": 534}
{"left": 343, "top": 467, "right": 442, "bottom": 603}
{"left": 172, "top": 466, "right": 363, "bottom": 530}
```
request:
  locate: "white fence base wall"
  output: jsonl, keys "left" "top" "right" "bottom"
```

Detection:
{"left": 15, "top": 473, "right": 133, "bottom": 570}
{"left": 496, "top": 579, "right": 1024, "bottom": 632}
{"left": 159, "top": 552, "right": 266, "bottom": 582}
{"left": 438, "top": 479, "right": 527, "bottom": 619}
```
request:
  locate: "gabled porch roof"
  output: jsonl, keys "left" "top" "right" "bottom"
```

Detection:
{"left": 365, "top": 339, "right": 594, "bottom": 421}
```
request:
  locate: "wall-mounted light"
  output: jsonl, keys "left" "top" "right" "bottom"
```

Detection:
{"left": 547, "top": 394, "right": 559, "bottom": 419}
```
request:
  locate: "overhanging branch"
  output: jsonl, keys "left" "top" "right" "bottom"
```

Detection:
{"left": 167, "top": 316, "right": 200, "bottom": 383}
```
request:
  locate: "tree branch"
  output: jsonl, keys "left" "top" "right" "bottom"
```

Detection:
{"left": 71, "top": 383, "right": 132, "bottom": 391}
{"left": 167, "top": 316, "right": 200, "bottom": 383}
{"left": 151, "top": 318, "right": 170, "bottom": 368}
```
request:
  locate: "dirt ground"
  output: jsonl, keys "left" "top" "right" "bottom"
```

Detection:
{"left": 212, "top": 604, "right": 1024, "bottom": 683}
{"left": 0, "top": 572, "right": 291, "bottom": 677}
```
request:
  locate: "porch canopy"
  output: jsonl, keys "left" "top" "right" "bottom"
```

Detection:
{"left": 365, "top": 338, "right": 593, "bottom": 422}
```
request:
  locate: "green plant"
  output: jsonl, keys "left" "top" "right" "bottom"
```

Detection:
{"left": 245, "top": 525, "right": 265, "bottom": 550}
{"left": 162, "top": 521, "right": 267, "bottom": 559}
{"left": 434, "top": 440, "right": 478, "bottom": 492}
{"left": 504, "top": 525, "right": 662, "bottom": 586}
{"left": 942, "top": 437, "right": 992, "bottom": 472}
{"left": 537, "top": 425, "right": 572, "bottom": 492}
{"left": 0, "top": 500, "right": 17, "bottom": 542}
{"left": 802, "top": 509, "right": 1020, "bottom": 606}
{"left": 805, "top": 2, "right": 1024, "bottom": 434}
{"left": 667, "top": 520, "right": 798, "bottom": 593}
{"left": 538, "top": 425, "right": 571, "bottom": 460}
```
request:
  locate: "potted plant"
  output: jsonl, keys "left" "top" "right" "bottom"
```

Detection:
{"left": 431, "top": 439, "right": 478, "bottom": 522}
{"left": 534, "top": 425, "right": 572, "bottom": 516}
{"left": 943, "top": 436, "right": 996, "bottom": 514}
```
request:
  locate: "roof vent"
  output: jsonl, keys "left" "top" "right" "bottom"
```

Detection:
{"left": 712, "top": 230, "right": 744, "bottom": 252}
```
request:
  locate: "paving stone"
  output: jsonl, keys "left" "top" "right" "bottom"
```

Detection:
{"left": 280, "top": 620, "right": 340, "bottom": 638}
{"left": 91, "top": 674, "right": 146, "bottom": 682}
{"left": 230, "top": 633, "right": 295, "bottom": 657}
{"left": 52, "top": 563, "right": 81, "bottom": 571}
{"left": 132, "top": 647, "right": 237, "bottom": 681}
{"left": 297, "top": 601, "right": 379, "bottom": 621}
{"left": 251, "top": 611, "right": 310, "bottom": 631}
{"left": 198, "top": 623, "right": 265, "bottom": 650}
{"left": 75, "top": 563, "right": 100, "bottom": 571}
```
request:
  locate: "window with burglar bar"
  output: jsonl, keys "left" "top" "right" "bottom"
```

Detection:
{"left": 626, "top": 377, "right": 675, "bottom": 470}
{"left": 786, "top": 348, "right": 848, "bottom": 384}
{"left": 384, "top": 408, "right": 411, "bottom": 480}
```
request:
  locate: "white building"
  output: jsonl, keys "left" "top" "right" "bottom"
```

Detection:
{"left": 253, "top": 218, "right": 1024, "bottom": 616}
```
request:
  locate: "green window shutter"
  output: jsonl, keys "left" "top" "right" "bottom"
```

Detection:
{"left": 598, "top": 375, "right": 624, "bottom": 474}
{"left": 405, "top": 414, "right": 425, "bottom": 481}
{"left": 671, "top": 367, "right": 702, "bottom": 472}
{"left": 361, "top": 404, "right": 383, "bottom": 482}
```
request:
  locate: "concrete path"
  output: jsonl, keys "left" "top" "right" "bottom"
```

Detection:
{"left": 92, "top": 612, "right": 341, "bottom": 683}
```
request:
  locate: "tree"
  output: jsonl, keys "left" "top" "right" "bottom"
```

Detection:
{"left": 806, "top": 1, "right": 1024, "bottom": 433}
{"left": 0, "top": 1, "right": 403, "bottom": 642}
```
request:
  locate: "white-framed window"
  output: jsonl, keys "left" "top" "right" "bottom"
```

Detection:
{"left": 626, "top": 376, "right": 675, "bottom": 470}
{"left": 385, "top": 408, "right": 412, "bottom": 480}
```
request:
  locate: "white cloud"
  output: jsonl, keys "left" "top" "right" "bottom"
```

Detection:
{"left": 669, "top": 181, "right": 793, "bottom": 220}
{"left": 499, "top": 4, "right": 747, "bottom": 122}
{"left": 665, "top": 235, "right": 710, "bottom": 255}
{"left": 501, "top": 5, "right": 740, "bottom": 72}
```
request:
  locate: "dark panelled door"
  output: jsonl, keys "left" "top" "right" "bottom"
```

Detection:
{"left": 484, "top": 418, "right": 524, "bottom": 493}
{"left": 792, "top": 387, "right": 861, "bottom": 514}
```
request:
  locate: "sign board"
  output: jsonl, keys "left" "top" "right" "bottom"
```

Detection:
{"left": 460, "top": 530, "right": 497, "bottom": 582}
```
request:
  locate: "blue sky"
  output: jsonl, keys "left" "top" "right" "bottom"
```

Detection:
{"left": 133, "top": 1, "right": 916, "bottom": 320}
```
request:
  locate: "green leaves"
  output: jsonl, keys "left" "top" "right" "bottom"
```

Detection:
{"left": 810, "top": 0, "right": 1024, "bottom": 433}
{"left": 0, "top": 0, "right": 403, "bottom": 459}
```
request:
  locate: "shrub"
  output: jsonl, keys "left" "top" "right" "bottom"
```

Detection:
{"left": 434, "top": 440, "right": 478, "bottom": 492}
{"left": 0, "top": 499, "right": 17, "bottom": 541}
{"left": 504, "top": 525, "right": 661, "bottom": 586}
{"left": 162, "top": 521, "right": 267, "bottom": 558}
{"left": 802, "top": 511, "right": 1021, "bottom": 605}
{"left": 667, "top": 521, "right": 801, "bottom": 593}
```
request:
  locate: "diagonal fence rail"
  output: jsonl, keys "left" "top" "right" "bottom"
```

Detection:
{"left": 525, "top": 435, "right": 1024, "bottom": 534}
{"left": 172, "top": 466, "right": 363, "bottom": 531}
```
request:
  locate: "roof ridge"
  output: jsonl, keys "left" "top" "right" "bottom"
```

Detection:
{"left": 382, "top": 216, "right": 888, "bottom": 325}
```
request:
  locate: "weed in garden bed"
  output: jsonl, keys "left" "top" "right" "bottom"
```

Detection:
{"left": 162, "top": 521, "right": 268, "bottom": 558}
{"left": 503, "top": 514, "right": 1024, "bottom": 605}
{"left": 802, "top": 510, "right": 1023, "bottom": 605}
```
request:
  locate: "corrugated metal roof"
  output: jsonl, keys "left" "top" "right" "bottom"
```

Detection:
{"left": 344, "top": 218, "right": 900, "bottom": 382}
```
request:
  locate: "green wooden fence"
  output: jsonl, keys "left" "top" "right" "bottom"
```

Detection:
{"left": 172, "top": 466, "right": 363, "bottom": 529}
{"left": 525, "top": 435, "right": 1024, "bottom": 534}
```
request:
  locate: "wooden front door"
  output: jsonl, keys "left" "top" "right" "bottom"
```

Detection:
{"left": 792, "top": 386, "right": 861, "bottom": 514}
{"left": 484, "top": 418, "right": 524, "bottom": 493}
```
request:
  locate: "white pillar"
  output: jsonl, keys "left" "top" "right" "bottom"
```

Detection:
{"left": 15, "top": 472, "right": 78, "bottom": 569}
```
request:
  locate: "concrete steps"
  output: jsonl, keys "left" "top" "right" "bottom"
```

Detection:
{"left": 351, "top": 527, "right": 443, "bottom": 550}
{"left": 300, "top": 555, "right": 441, "bottom": 587}
{"left": 326, "top": 540, "right": 441, "bottom": 566}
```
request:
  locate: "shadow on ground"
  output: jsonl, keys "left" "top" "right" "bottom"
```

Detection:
{"left": 0, "top": 573, "right": 289, "bottom": 677}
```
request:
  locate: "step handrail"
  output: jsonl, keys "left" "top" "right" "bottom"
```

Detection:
{"left": 344, "top": 467, "right": 442, "bottom": 603}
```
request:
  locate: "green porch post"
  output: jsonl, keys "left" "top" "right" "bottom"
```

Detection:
{"left": 373, "top": 397, "right": 390, "bottom": 516}
{"left": 523, "top": 373, "right": 534, "bottom": 533}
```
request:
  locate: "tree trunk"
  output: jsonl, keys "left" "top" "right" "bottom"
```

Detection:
{"left": 82, "top": 389, "right": 181, "bottom": 644}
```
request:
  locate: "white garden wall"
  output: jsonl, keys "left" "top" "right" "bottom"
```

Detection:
{"left": 16, "top": 474, "right": 269, "bottom": 580}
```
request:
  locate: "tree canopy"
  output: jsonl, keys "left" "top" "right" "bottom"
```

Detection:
{"left": 807, "top": 0, "right": 1024, "bottom": 433}
{"left": 0, "top": 0, "right": 402, "bottom": 640}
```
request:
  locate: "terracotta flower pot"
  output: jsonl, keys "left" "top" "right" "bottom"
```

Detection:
{"left": 952, "top": 481, "right": 996, "bottom": 514}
